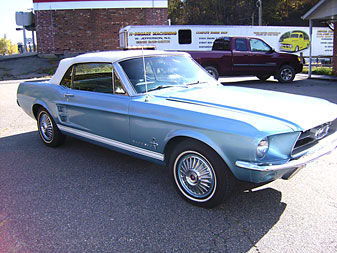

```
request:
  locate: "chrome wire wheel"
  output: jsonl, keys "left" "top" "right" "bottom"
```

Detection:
{"left": 39, "top": 112, "right": 54, "bottom": 143}
{"left": 174, "top": 151, "right": 216, "bottom": 202}
{"left": 169, "top": 140, "right": 235, "bottom": 208}
{"left": 37, "top": 108, "right": 66, "bottom": 147}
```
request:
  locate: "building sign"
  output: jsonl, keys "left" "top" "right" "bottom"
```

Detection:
{"left": 120, "top": 25, "right": 333, "bottom": 57}
{"left": 33, "top": 0, "right": 168, "bottom": 11}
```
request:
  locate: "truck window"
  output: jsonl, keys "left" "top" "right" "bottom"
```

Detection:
{"left": 178, "top": 29, "right": 192, "bottom": 44}
{"left": 212, "top": 39, "right": 230, "bottom": 51}
{"left": 234, "top": 38, "right": 248, "bottom": 51}
{"left": 249, "top": 38, "right": 272, "bottom": 52}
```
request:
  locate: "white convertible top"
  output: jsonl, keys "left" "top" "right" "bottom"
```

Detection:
{"left": 49, "top": 50, "right": 189, "bottom": 85}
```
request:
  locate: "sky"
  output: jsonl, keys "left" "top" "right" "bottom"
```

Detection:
{"left": 0, "top": 0, "right": 34, "bottom": 44}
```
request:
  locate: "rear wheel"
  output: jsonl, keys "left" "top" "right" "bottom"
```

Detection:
{"left": 37, "top": 108, "right": 66, "bottom": 147}
{"left": 169, "top": 140, "right": 235, "bottom": 208}
{"left": 204, "top": 66, "right": 219, "bottom": 80}
{"left": 277, "top": 65, "right": 295, "bottom": 83}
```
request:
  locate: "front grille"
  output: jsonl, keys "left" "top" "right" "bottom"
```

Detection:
{"left": 292, "top": 118, "right": 337, "bottom": 156}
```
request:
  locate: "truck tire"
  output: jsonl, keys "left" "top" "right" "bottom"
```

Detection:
{"left": 204, "top": 66, "right": 219, "bottom": 80}
{"left": 276, "top": 65, "right": 295, "bottom": 83}
{"left": 256, "top": 74, "right": 271, "bottom": 81}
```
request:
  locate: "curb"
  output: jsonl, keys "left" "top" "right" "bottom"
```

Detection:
{"left": 309, "top": 75, "right": 337, "bottom": 81}
{"left": 0, "top": 53, "right": 37, "bottom": 61}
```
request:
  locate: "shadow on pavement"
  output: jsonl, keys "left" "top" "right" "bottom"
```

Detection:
{"left": 1, "top": 131, "right": 286, "bottom": 252}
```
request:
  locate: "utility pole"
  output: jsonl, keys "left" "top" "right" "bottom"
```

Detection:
{"left": 256, "top": 0, "right": 262, "bottom": 26}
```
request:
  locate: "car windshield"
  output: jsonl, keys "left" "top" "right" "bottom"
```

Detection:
{"left": 291, "top": 34, "right": 299, "bottom": 38}
{"left": 118, "top": 55, "right": 218, "bottom": 93}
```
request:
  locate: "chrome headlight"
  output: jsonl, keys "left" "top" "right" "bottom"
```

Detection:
{"left": 257, "top": 137, "right": 269, "bottom": 158}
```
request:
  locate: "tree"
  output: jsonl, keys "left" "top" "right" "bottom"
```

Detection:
{"left": 168, "top": 0, "right": 321, "bottom": 26}
{"left": 263, "top": 0, "right": 320, "bottom": 26}
{"left": 0, "top": 38, "right": 18, "bottom": 55}
{"left": 169, "top": 0, "right": 223, "bottom": 25}
{"left": 168, "top": 0, "right": 184, "bottom": 24}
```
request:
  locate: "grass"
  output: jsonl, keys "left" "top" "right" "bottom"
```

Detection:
{"left": 302, "top": 66, "right": 334, "bottom": 76}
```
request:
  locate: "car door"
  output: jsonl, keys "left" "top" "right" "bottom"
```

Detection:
{"left": 232, "top": 38, "right": 251, "bottom": 74}
{"left": 249, "top": 38, "right": 277, "bottom": 74}
{"left": 57, "top": 62, "right": 131, "bottom": 143}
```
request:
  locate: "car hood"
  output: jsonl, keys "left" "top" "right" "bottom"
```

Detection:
{"left": 157, "top": 85, "right": 337, "bottom": 132}
{"left": 282, "top": 38, "right": 300, "bottom": 43}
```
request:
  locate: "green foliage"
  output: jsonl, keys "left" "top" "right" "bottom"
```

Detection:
{"left": 263, "top": 0, "right": 318, "bottom": 26}
{"left": 302, "top": 66, "right": 333, "bottom": 76}
{"left": 168, "top": 0, "right": 320, "bottom": 26}
{"left": 0, "top": 38, "right": 18, "bottom": 55}
{"left": 168, "top": 0, "right": 184, "bottom": 24}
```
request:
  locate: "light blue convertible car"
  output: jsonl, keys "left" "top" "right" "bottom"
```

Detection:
{"left": 17, "top": 50, "right": 337, "bottom": 208}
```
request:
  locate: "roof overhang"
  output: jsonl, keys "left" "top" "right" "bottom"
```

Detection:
{"left": 302, "top": 0, "right": 337, "bottom": 21}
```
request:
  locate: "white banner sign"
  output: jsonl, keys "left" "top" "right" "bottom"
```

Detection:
{"left": 121, "top": 25, "right": 333, "bottom": 57}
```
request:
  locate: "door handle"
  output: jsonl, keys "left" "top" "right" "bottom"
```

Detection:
{"left": 64, "top": 93, "right": 74, "bottom": 98}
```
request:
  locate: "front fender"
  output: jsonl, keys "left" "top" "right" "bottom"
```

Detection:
{"left": 165, "top": 129, "right": 242, "bottom": 175}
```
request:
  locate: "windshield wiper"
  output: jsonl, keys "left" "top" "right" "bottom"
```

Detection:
{"left": 147, "top": 85, "right": 175, "bottom": 92}
{"left": 186, "top": 81, "right": 207, "bottom": 86}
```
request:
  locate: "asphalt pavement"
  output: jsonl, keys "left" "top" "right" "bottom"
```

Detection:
{"left": 1, "top": 76, "right": 337, "bottom": 252}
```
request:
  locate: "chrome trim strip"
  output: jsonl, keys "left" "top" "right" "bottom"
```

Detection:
{"left": 250, "top": 63, "right": 277, "bottom": 67}
{"left": 236, "top": 131, "right": 337, "bottom": 172}
{"left": 57, "top": 124, "right": 164, "bottom": 161}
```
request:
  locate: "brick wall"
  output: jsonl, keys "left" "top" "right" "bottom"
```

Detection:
{"left": 333, "top": 22, "right": 337, "bottom": 76}
{"left": 35, "top": 8, "right": 168, "bottom": 54}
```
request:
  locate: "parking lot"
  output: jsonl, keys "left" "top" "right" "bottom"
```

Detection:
{"left": 1, "top": 75, "right": 337, "bottom": 252}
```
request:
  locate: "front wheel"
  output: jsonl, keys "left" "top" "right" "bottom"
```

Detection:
{"left": 169, "top": 140, "right": 235, "bottom": 208}
{"left": 37, "top": 108, "right": 66, "bottom": 147}
{"left": 276, "top": 65, "right": 295, "bottom": 83}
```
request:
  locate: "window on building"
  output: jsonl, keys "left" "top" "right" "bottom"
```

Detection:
{"left": 178, "top": 29, "right": 192, "bottom": 44}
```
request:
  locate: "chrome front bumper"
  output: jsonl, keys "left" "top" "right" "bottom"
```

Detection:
{"left": 235, "top": 131, "right": 337, "bottom": 172}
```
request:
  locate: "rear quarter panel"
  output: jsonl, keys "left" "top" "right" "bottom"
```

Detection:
{"left": 17, "top": 81, "right": 64, "bottom": 122}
